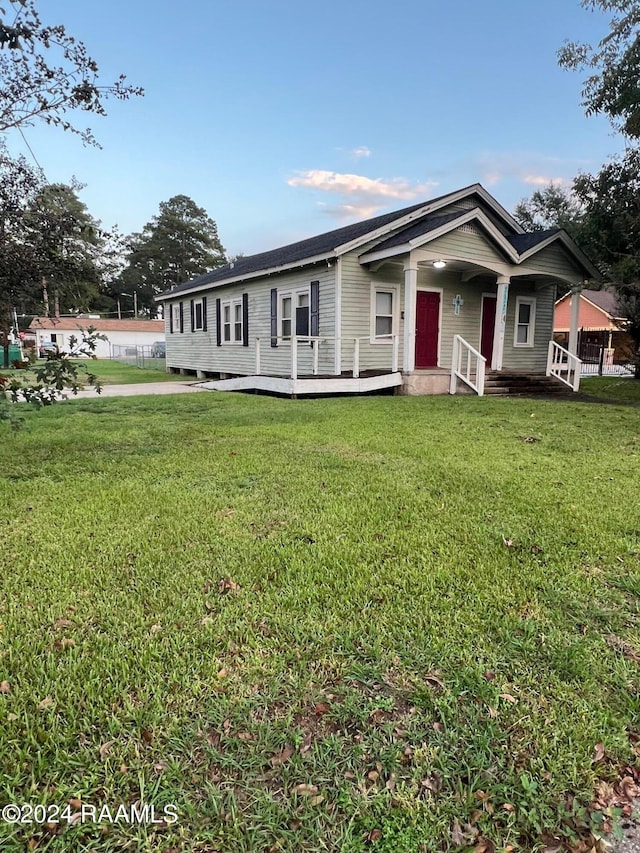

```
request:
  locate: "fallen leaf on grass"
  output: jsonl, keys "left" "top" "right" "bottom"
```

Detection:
{"left": 38, "top": 696, "right": 53, "bottom": 710}
{"left": 367, "top": 770, "right": 379, "bottom": 782}
{"left": 592, "top": 742, "right": 605, "bottom": 764}
{"left": 218, "top": 577, "right": 239, "bottom": 594}
{"left": 366, "top": 829, "right": 382, "bottom": 843}
{"left": 270, "top": 744, "right": 293, "bottom": 766}
{"left": 314, "top": 702, "right": 330, "bottom": 715}
{"left": 451, "top": 820, "right": 465, "bottom": 846}
{"left": 294, "top": 783, "right": 318, "bottom": 796}
{"left": 472, "top": 839, "right": 495, "bottom": 853}
{"left": 53, "top": 638, "right": 75, "bottom": 650}
{"left": 483, "top": 671, "right": 496, "bottom": 681}
{"left": 502, "top": 537, "right": 514, "bottom": 548}
{"left": 499, "top": 693, "right": 517, "bottom": 704}
{"left": 424, "top": 671, "right": 445, "bottom": 689}
{"left": 149, "top": 624, "right": 162, "bottom": 635}
{"left": 68, "top": 798, "right": 82, "bottom": 810}
{"left": 99, "top": 740, "right": 115, "bottom": 760}
{"left": 53, "top": 618, "right": 72, "bottom": 630}
{"left": 0, "top": 680, "right": 10, "bottom": 693}
{"left": 421, "top": 774, "right": 443, "bottom": 793}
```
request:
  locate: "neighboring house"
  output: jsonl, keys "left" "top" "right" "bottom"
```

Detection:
{"left": 29, "top": 317, "right": 165, "bottom": 359}
{"left": 156, "top": 184, "right": 600, "bottom": 396}
{"left": 554, "top": 288, "right": 633, "bottom": 364}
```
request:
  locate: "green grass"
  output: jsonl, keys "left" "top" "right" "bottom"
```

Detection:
{"left": 580, "top": 375, "right": 640, "bottom": 404}
{"left": 0, "top": 392, "right": 639, "bottom": 852}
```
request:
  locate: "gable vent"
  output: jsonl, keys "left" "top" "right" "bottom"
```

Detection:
{"left": 457, "top": 222, "right": 480, "bottom": 235}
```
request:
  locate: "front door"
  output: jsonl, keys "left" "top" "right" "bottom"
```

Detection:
{"left": 415, "top": 291, "right": 440, "bottom": 368}
{"left": 480, "top": 296, "right": 496, "bottom": 363}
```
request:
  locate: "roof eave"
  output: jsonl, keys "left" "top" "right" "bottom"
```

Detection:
{"left": 155, "top": 252, "right": 337, "bottom": 301}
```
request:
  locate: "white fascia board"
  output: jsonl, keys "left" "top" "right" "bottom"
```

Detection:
{"left": 155, "top": 252, "right": 336, "bottom": 301}
{"left": 472, "top": 185, "right": 525, "bottom": 234}
{"left": 359, "top": 208, "right": 520, "bottom": 265}
{"left": 333, "top": 183, "right": 485, "bottom": 256}
{"left": 519, "top": 231, "right": 602, "bottom": 281}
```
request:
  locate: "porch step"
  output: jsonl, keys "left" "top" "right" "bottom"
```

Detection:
{"left": 484, "top": 371, "right": 571, "bottom": 396}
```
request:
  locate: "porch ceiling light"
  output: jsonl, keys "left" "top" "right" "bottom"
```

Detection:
{"left": 433, "top": 259, "right": 447, "bottom": 269}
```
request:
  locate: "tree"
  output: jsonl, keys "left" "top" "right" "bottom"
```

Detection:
{"left": 0, "top": 146, "right": 41, "bottom": 368}
{"left": 0, "top": 0, "right": 142, "bottom": 145}
{"left": 573, "top": 148, "right": 640, "bottom": 373}
{"left": 119, "top": 195, "right": 227, "bottom": 314}
{"left": 558, "top": 0, "right": 640, "bottom": 138}
{"left": 24, "top": 182, "right": 104, "bottom": 317}
{"left": 514, "top": 183, "right": 585, "bottom": 240}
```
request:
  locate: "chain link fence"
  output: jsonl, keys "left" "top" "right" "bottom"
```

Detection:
{"left": 111, "top": 344, "right": 166, "bottom": 372}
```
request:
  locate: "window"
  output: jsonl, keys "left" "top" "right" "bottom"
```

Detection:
{"left": 370, "top": 285, "right": 398, "bottom": 343}
{"left": 221, "top": 298, "right": 243, "bottom": 343}
{"left": 193, "top": 299, "right": 204, "bottom": 331}
{"left": 171, "top": 303, "right": 180, "bottom": 333}
{"left": 279, "top": 287, "right": 309, "bottom": 340}
{"left": 514, "top": 296, "right": 536, "bottom": 347}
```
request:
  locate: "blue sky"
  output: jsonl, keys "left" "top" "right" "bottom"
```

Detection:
{"left": 6, "top": 0, "right": 625, "bottom": 257}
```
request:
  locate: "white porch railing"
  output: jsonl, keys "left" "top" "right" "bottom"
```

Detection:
{"left": 546, "top": 341, "right": 582, "bottom": 391}
{"left": 450, "top": 335, "right": 486, "bottom": 396}
{"left": 254, "top": 335, "right": 400, "bottom": 380}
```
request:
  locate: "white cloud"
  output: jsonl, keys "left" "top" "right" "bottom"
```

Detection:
{"left": 321, "top": 203, "right": 383, "bottom": 220}
{"left": 350, "top": 146, "right": 371, "bottom": 159}
{"left": 287, "top": 170, "right": 437, "bottom": 201}
{"left": 522, "top": 174, "right": 567, "bottom": 187}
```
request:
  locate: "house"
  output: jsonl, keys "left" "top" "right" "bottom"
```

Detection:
{"left": 156, "top": 184, "right": 600, "bottom": 396}
{"left": 554, "top": 288, "right": 632, "bottom": 364}
{"left": 29, "top": 317, "right": 165, "bottom": 359}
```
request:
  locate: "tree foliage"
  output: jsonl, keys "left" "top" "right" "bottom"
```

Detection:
{"left": 558, "top": 0, "right": 640, "bottom": 138}
{"left": 119, "top": 195, "right": 227, "bottom": 314}
{"left": 0, "top": 0, "right": 142, "bottom": 144}
{"left": 514, "top": 183, "right": 585, "bottom": 240}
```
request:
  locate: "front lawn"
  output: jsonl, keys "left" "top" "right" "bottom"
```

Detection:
{"left": 0, "top": 393, "right": 638, "bottom": 852}
{"left": 580, "top": 375, "right": 640, "bottom": 404}
{"left": 1, "top": 359, "right": 190, "bottom": 387}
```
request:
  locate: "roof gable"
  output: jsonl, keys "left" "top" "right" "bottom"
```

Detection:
{"left": 156, "top": 183, "right": 529, "bottom": 300}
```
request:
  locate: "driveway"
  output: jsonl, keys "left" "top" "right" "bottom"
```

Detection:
{"left": 71, "top": 381, "right": 205, "bottom": 399}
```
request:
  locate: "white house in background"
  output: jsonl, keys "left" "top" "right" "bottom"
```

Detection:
{"left": 156, "top": 184, "right": 601, "bottom": 396}
{"left": 29, "top": 317, "right": 165, "bottom": 358}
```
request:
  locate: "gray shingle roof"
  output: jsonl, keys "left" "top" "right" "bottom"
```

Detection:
{"left": 582, "top": 289, "right": 622, "bottom": 317}
{"left": 507, "top": 229, "right": 560, "bottom": 253}
{"left": 160, "top": 199, "right": 433, "bottom": 298}
{"left": 358, "top": 211, "right": 468, "bottom": 255}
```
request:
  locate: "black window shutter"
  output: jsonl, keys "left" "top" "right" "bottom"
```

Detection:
{"left": 215, "top": 298, "right": 221, "bottom": 347}
{"left": 190, "top": 299, "right": 195, "bottom": 332}
{"left": 169, "top": 304, "right": 173, "bottom": 334}
{"left": 270, "top": 288, "right": 278, "bottom": 347}
{"left": 179, "top": 302, "right": 184, "bottom": 333}
{"left": 310, "top": 280, "right": 320, "bottom": 338}
{"left": 202, "top": 297, "right": 208, "bottom": 331}
{"left": 242, "top": 293, "right": 249, "bottom": 347}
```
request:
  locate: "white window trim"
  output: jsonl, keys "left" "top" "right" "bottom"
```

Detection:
{"left": 193, "top": 297, "right": 205, "bottom": 332}
{"left": 279, "top": 286, "right": 310, "bottom": 342}
{"left": 171, "top": 303, "right": 180, "bottom": 332}
{"left": 513, "top": 296, "right": 536, "bottom": 348}
{"left": 221, "top": 297, "right": 243, "bottom": 344}
{"left": 370, "top": 283, "right": 399, "bottom": 345}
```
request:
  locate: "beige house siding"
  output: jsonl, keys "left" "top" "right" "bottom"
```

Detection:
{"left": 423, "top": 226, "right": 509, "bottom": 268}
{"left": 165, "top": 263, "right": 335, "bottom": 376}
{"left": 522, "top": 243, "right": 583, "bottom": 282}
{"left": 502, "top": 282, "right": 555, "bottom": 371}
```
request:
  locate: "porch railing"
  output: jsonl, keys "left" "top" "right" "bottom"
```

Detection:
{"left": 450, "top": 335, "right": 486, "bottom": 396}
{"left": 546, "top": 341, "right": 582, "bottom": 391}
{"left": 254, "top": 335, "right": 400, "bottom": 380}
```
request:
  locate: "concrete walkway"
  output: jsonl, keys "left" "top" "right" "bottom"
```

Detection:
{"left": 71, "top": 381, "right": 205, "bottom": 399}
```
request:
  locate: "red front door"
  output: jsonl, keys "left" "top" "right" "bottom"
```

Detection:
{"left": 480, "top": 296, "right": 496, "bottom": 363}
{"left": 415, "top": 291, "right": 440, "bottom": 368}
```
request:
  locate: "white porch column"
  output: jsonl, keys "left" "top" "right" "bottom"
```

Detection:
{"left": 491, "top": 276, "right": 510, "bottom": 371}
{"left": 403, "top": 261, "right": 418, "bottom": 372}
{"left": 568, "top": 286, "right": 582, "bottom": 356}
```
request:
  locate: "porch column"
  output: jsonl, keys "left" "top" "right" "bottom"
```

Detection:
{"left": 568, "top": 286, "right": 582, "bottom": 356}
{"left": 403, "top": 262, "right": 418, "bottom": 372}
{"left": 491, "top": 276, "right": 510, "bottom": 371}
